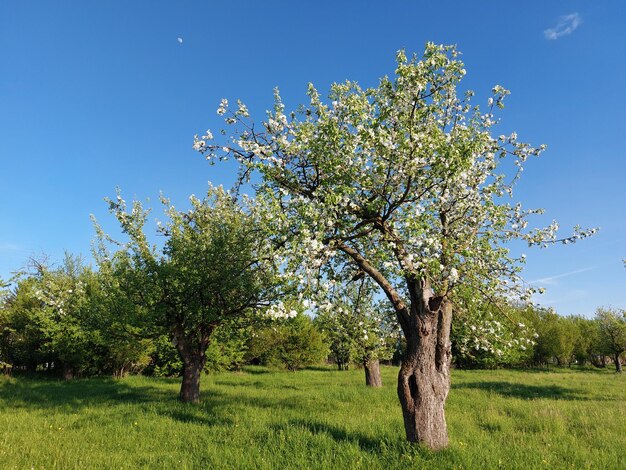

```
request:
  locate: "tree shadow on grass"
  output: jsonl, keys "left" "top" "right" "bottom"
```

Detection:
{"left": 213, "top": 379, "right": 303, "bottom": 393}
{"left": 0, "top": 375, "right": 321, "bottom": 428}
{"left": 453, "top": 381, "right": 590, "bottom": 400}
{"left": 273, "top": 419, "right": 452, "bottom": 461}
{"left": 239, "top": 367, "right": 272, "bottom": 375}
{"left": 272, "top": 419, "right": 385, "bottom": 453}
{"left": 166, "top": 407, "right": 232, "bottom": 427}
{"left": 303, "top": 365, "right": 339, "bottom": 372}
{"left": 0, "top": 377, "right": 236, "bottom": 426}
{"left": 0, "top": 378, "right": 171, "bottom": 409}
{"left": 488, "top": 366, "right": 614, "bottom": 376}
{"left": 213, "top": 379, "right": 266, "bottom": 388}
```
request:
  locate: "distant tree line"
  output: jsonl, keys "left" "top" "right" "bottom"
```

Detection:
{"left": 451, "top": 299, "right": 625, "bottom": 372}
{"left": 1, "top": 255, "right": 623, "bottom": 381}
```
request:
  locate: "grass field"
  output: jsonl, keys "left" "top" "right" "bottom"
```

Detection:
{"left": 0, "top": 366, "right": 623, "bottom": 469}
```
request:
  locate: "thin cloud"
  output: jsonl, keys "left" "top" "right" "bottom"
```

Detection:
{"left": 544, "top": 13, "right": 581, "bottom": 40}
{"left": 529, "top": 266, "right": 595, "bottom": 286}
{"left": 0, "top": 243, "right": 23, "bottom": 253}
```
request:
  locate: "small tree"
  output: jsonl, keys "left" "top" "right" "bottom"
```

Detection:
{"left": 0, "top": 258, "right": 153, "bottom": 378}
{"left": 570, "top": 316, "right": 598, "bottom": 366}
{"left": 315, "top": 309, "right": 355, "bottom": 371}
{"left": 595, "top": 307, "right": 626, "bottom": 373}
{"left": 316, "top": 279, "right": 397, "bottom": 386}
{"left": 29, "top": 254, "right": 98, "bottom": 379}
{"left": 530, "top": 308, "right": 580, "bottom": 367}
{"left": 96, "top": 186, "right": 283, "bottom": 402}
{"left": 194, "top": 44, "right": 593, "bottom": 448}
{"left": 0, "top": 277, "right": 9, "bottom": 371}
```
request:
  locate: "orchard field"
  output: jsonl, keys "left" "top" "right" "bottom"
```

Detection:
{"left": 1, "top": 366, "right": 623, "bottom": 469}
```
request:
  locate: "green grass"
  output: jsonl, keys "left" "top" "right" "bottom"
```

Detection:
{"left": 0, "top": 367, "right": 623, "bottom": 469}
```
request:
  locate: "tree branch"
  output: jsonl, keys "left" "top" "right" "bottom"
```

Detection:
{"left": 337, "top": 242, "right": 410, "bottom": 329}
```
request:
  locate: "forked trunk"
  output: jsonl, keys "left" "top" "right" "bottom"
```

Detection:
{"left": 615, "top": 353, "right": 623, "bottom": 373}
{"left": 397, "top": 297, "right": 452, "bottom": 450}
{"left": 364, "top": 357, "right": 382, "bottom": 387}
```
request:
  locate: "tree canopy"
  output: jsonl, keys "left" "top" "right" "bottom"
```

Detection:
{"left": 95, "top": 185, "right": 287, "bottom": 401}
{"left": 193, "top": 43, "right": 594, "bottom": 448}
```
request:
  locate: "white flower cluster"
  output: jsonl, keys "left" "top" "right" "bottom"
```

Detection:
{"left": 459, "top": 315, "right": 535, "bottom": 359}
{"left": 522, "top": 286, "right": 546, "bottom": 301}
{"left": 236, "top": 100, "right": 249, "bottom": 117}
{"left": 265, "top": 302, "right": 298, "bottom": 320}
{"left": 34, "top": 278, "right": 85, "bottom": 318}
{"left": 217, "top": 98, "right": 228, "bottom": 116}
{"left": 528, "top": 224, "right": 599, "bottom": 248}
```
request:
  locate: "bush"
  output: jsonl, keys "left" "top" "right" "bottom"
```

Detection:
{"left": 247, "top": 314, "right": 328, "bottom": 370}
{"left": 204, "top": 321, "right": 251, "bottom": 372}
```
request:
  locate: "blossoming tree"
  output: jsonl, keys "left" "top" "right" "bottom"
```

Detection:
{"left": 30, "top": 254, "right": 93, "bottom": 380}
{"left": 193, "top": 44, "right": 594, "bottom": 448}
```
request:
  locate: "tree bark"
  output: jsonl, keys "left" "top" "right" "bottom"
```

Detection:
{"left": 173, "top": 325, "right": 211, "bottom": 403}
{"left": 180, "top": 357, "right": 204, "bottom": 403}
{"left": 614, "top": 353, "right": 623, "bottom": 373}
{"left": 364, "top": 357, "right": 382, "bottom": 387}
{"left": 397, "top": 295, "right": 452, "bottom": 450}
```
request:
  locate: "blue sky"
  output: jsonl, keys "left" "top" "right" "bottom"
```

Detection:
{"left": 1, "top": 1, "right": 624, "bottom": 316}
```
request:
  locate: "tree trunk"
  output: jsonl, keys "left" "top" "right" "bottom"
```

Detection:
{"left": 173, "top": 324, "right": 211, "bottom": 403}
{"left": 397, "top": 296, "right": 452, "bottom": 450}
{"left": 614, "top": 353, "right": 623, "bottom": 373}
{"left": 364, "top": 357, "right": 382, "bottom": 387}
{"left": 591, "top": 355, "right": 604, "bottom": 368}
{"left": 61, "top": 362, "right": 74, "bottom": 381}
{"left": 336, "top": 242, "right": 453, "bottom": 449}
{"left": 180, "top": 358, "right": 204, "bottom": 403}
